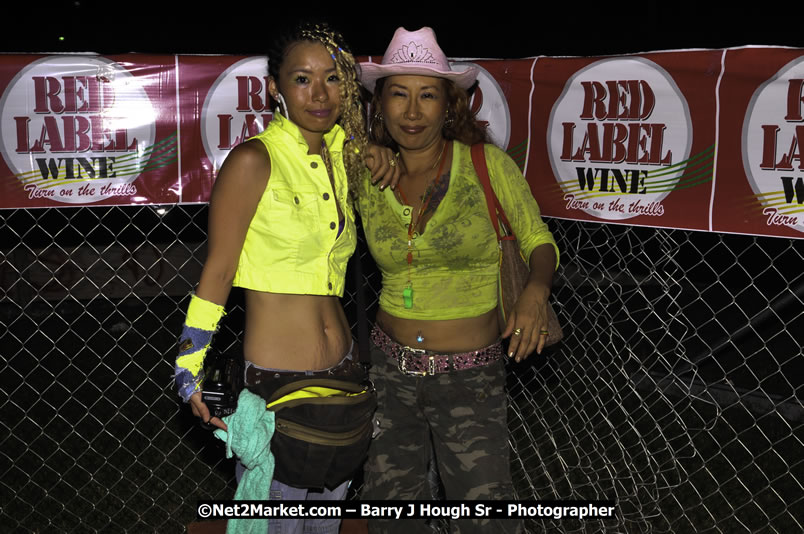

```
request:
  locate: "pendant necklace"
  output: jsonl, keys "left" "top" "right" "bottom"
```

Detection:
{"left": 396, "top": 141, "right": 449, "bottom": 310}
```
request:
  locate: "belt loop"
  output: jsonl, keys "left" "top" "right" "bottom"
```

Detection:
{"left": 428, "top": 355, "right": 435, "bottom": 376}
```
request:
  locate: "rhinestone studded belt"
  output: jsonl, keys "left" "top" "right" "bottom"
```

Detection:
{"left": 370, "top": 326, "right": 503, "bottom": 376}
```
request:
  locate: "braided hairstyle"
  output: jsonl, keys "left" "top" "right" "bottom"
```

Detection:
{"left": 267, "top": 22, "right": 368, "bottom": 195}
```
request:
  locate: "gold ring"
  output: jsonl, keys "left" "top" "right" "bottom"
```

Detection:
{"left": 513, "top": 328, "right": 522, "bottom": 336}
{"left": 389, "top": 158, "right": 397, "bottom": 167}
{"left": 540, "top": 330, "right": 549, "bottom": 336}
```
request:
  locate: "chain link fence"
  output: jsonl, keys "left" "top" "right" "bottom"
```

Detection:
{"left": 1, "top": 204, "right": 802, "bottom": 533}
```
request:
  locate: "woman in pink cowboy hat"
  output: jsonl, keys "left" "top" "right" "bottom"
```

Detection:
{"left": 356, "top": 27, "right": 560, "bottom": 533}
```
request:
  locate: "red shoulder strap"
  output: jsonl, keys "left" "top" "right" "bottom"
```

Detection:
{"left": 470, "top": 143, "right": 515, "bottom": 240}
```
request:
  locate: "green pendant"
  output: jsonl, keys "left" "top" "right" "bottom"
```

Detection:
{"left": 403, "top": 286, "right": 413, "bottom": 309}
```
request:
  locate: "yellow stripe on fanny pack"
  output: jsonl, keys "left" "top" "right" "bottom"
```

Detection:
{"left": 266, "top": 387, "right": 367, "bottom": 409}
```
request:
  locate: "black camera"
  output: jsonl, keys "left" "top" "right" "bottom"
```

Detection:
{"left": 202, "top": 351, "right": 244, "bottom": 423}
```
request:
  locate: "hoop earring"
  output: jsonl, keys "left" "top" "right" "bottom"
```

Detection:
{"left": 276, "top": 93, "right": 289, "bottom": 119}
{"left": 444, "top": 110, "right": 455, "bottom": 129}
{"left": 369, "top": 110, "right": 384, "bottom": 139}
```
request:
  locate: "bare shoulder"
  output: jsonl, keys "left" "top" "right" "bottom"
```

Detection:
{"left": 215, "top": 139, "right": 271, "bottom": 189}
{"left": 209, "top": 139, "right": 272, "bottom": 217}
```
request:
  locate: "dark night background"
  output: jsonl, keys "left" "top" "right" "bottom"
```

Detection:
{"left": 4, "top": 2, "right": 804, "bottom": 58}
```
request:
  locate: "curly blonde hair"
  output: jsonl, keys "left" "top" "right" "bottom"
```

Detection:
{"left": 268, "top": 22, "right": 368, "bottom": 195}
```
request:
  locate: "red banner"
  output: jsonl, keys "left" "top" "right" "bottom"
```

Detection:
{"left": 0, "top": 55, "right": 180, "bottom": 207}
{"left": 531, "top": 51, "right": 719, "bottom": 232}
{"left": 713, "top": 48, "right": 804, "bottom": 238}
{"left": 175, "top": 55, "right": 271, "bottom": 204}
{"left": 1, "top": 49, "right": 802, "bottom": 239}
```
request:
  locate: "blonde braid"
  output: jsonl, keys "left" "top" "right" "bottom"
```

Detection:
{"left": 299, "top": 24, "right": 368, "bottom": 197}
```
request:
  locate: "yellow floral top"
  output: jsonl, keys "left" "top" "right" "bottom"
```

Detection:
{"left": 356, "top": 141, "right": 558, "bottom": 320}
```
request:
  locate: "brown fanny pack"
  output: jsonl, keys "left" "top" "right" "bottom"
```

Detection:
{"left": 247, "top": 365, "right": 377, "bottom": 491}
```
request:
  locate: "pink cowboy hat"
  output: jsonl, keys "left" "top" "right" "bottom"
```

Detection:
{"left": 360, "top": 27, "right": 478, "bottom": 92}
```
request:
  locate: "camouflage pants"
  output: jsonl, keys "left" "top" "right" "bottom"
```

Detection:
{"left": 362, "top": 341, "right": 521, "bottom": 534}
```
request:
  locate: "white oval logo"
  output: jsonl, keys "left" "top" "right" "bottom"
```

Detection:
{"left": 0, "top": 56, "right": 157, "bottom": 204}
{"left": 742, "top": 56, "right": 804, "bottom": 234}
{"left": 548, "top": 57, "right": 693, "bottom": 220}
{"left": 452, "top": 62, "right": 511, "bottom": 149}
{"left": 201, "top": 57, "right": 272, "bottom": 176}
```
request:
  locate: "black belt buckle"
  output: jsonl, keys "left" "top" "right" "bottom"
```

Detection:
{"left": 398, "top": 346, "right": 433, "bottom": 376}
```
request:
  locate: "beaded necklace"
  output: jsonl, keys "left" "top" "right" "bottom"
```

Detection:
{"left": 396, "top": 141, "right": 449, "bottom": 309}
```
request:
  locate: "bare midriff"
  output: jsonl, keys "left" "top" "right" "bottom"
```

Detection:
{"left": 242, "top": 290, "right": 351, "bottom": 370}
{"left": 376, "top": 307, "right": 500, "bottom": 353}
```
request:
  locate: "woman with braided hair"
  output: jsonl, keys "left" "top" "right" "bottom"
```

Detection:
{"left": 174, "top": 21, "right": 398, "bottom": 533}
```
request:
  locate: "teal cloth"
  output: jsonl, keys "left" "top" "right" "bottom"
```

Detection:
{"left": 214, "top": 388, "right": 275, "bottom": 534}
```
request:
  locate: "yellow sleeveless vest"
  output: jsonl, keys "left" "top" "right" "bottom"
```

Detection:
{"left": 232, "top": 114, "right": 356, "bottom": 296}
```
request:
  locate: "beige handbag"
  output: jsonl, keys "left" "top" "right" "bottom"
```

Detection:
{"left": 471, "top": 144, "right": 563, "bottom": 346}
